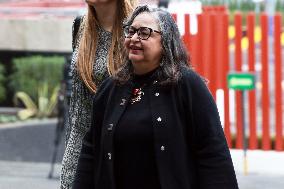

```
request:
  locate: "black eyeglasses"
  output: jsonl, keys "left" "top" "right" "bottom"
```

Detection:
{"left": 123, "top": 26, "right": 161, "bottom": 40}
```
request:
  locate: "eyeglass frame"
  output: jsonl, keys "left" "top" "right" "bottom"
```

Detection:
{"left": 123, "top": 25, "right": 161, "bottom": 40}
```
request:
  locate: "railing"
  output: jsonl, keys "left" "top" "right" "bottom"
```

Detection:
{"left": 173, "top": 9, "right": 283, "bottom": 151}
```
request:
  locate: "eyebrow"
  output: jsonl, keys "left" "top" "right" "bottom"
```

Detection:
{"left": 130, "top": 25, "right": 159, "bottom": 30}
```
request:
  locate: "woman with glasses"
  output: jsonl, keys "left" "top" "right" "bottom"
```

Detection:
{"left": 60, "top": 0, "right": 135, "bottom": 188}
{"left": 73, "top": 5, "right": 239, "bottom": 189}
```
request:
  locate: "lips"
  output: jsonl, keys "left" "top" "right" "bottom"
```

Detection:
{"left": 129, "top": 44, "right": 143, "bottom": 50}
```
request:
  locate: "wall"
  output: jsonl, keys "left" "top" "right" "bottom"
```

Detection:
{"left": 0, "top": 17, "right": 73, "bottom": 53}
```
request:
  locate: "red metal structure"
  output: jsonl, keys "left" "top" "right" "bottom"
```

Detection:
{"left": 274, "top": 13, "right": 283, "bottom": 151}
{"left": 260, "top": 13, "right": 270, "bottom": 150}
{"left": 173, "top": 10, "right": 283, "bottom": 151}
{"left": 247, "top": 13, "right": 257, "bottom": 150}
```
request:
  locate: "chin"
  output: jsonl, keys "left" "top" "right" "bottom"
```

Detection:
{"left": 85, "top": 0, "right": 109, "bottom": 6}
{"left": 129, "top": 55, "right": 143, "bottom": 63}
{"left": 130, "top": 60, "right": 143, "bottom": 65}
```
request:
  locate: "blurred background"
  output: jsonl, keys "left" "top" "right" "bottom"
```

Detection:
{"left": 0, "top": 0, "right": 283, "bottom": 188}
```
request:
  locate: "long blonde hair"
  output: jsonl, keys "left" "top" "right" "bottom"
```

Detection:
{"left": 77, "top": 0, "right": 134, "bottom": 93}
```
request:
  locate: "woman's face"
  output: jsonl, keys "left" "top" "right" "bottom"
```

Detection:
{"left": 124, "top": 12, "right": 163, "bottom": 75}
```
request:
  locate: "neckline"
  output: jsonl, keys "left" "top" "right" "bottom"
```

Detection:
{"left": 133, "top": 67, "right": 159, "bottom": 86}
{"left": 97, "top": 24, "right": 112, "bottom": 35}
{"left": 133, "top": 67, "right": 159, "bottom": 78}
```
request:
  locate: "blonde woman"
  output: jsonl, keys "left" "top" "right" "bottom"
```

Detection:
{"left": 60, "top": 0, "right": 135, "bottom": 188}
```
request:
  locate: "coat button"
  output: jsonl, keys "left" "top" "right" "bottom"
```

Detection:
{"left": 107, "top": 152, "right": 112, "bottom": 160}
{"left": 160, "top": 146, "right": 165, "bottom": 151}
{"left": 107, "top": 124, "right": 113, "bottom": 131}
{"left": 120, "top": 98, "right": 126, "bottom": 106}
{"left": 157, "top": 117, "right": 162, "bottom": 122}
{"left": 155, "top": 93, "right": 159, "bottom": 96}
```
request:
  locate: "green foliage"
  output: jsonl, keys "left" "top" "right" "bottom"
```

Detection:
{"left": 276, "top": 0, "right": 284, "bottom": 12}
{"left": 0, "top": 115, "right": 18, "bottom": 123}
{"left": 9, "top": 55, "right": 64, "bottom": 119}
{"left": 0, "top": 63, "right": 6, "bottom": 102}
{"left": 200, "top": 0, "right": 267, "bottom": 25}
{"left": 239, "top": 1, "right": 255, "bottom": 12}
{"left": 201, "top": 0, "right": 224, "bottom": 6}
{"left": 9, "top": 56, "right": 64, "bottom": 102}
{"left": 228, "top": 0, "right": 238, "bottom": 11}
{"left": 200, "top": 0, "right": 265, "bottom": 13}
{"left": 14, "top": 84, "right": 59, "bottom": 120}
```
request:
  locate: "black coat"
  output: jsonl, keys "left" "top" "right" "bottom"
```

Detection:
{"left": 73, "top": 68, "right": 239, "bottom": 189}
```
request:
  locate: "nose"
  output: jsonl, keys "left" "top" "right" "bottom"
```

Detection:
{"left": 130, "top": 32, "right": 140, "bottom": 42}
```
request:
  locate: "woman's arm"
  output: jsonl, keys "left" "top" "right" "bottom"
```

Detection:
{"left": 60, "top": 75, "right": 93, "bottom": 189}
{"left": 183, "top": 69, "right": 238, "bottom": 189}
{"left": 72, "top": 78, "right": 113, "bottom": 189}
{"left": 71, "top": 105, "right": 96, "bottom": 189}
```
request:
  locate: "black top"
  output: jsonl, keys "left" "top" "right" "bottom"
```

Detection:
{"left": 73, "top": 67, "right": 239, "bottom": 189}
{"left": 114, "top": 70, "right": 161, "bottom": 189}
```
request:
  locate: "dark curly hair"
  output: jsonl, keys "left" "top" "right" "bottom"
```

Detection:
{"left": 114, "top": 5, "right": 191, "bottom": 85}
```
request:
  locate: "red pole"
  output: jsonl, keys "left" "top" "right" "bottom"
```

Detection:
{"left": 260, "top": 13, "right": 270, "bottom": 150}
{"left": 197, "top": 14, "right": 204, "bottom": 76}
{"left": 221, "top": 13, "right": 231, "bottom": 147}
{"left": 247, "top": 13, "right": 258, "bottom": 149}
{"left": 188, "top": 14, "right": 199, "bottom": 71}
{"left": 274, "top": 14, "right": 283, "bottom": 151}
{"left": 210, "top": 13, "right": 217, "bottom": 100}
{"left": 235, "top": 12, "right": 243, "bottom": 149}
{"left": 201, "top": 13, "right": 214, "bottom": 95}
{"left": 183, "top": 14, "right": 190, "bottom": 52}
{"left": 215, "top": 13, "right": 223, "bottom": 90}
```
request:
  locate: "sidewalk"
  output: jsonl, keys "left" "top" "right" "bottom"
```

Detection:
{"left": 0, "top": 118, "right": 57, "bottom": 130}
{"left": 0, "top": 118, "right": 63, "bottom": 189}
{"left": 0, "top": 150, "right": 283, "bottom": 189}
{"left": 231, "top": 149, "right": 284, "bottom": 176}
{"left": 0, "top": 161, "right": 61, "bottom": 189}
{"left": 0, "top": 118, "right": 283, "bottom": 189}
{"left": 231, "top": 149, "right": 284, "bottom": 189}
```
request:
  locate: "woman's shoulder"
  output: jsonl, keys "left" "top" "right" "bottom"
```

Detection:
{"left": 72, "top": 14, "right": 86, "bottom": 25}
{"left": 178, "top": 66, "right": 212, "bottom": 99}
{"left": 92, "top": 77, "right": 115, "bottom": 104}
{"left": 72, "top": 14, "right": 86, "bottom": 51}
{"left": 179, "top": 66, "right": 206, "bottom": 86}
{"left": 96, "top": 77, "right": 115, "bottom": 94}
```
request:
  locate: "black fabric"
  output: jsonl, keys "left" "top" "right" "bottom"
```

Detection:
{"left": 72, "top": 15, "right": 82, "bottom": 51}
{"left": 114, "top": 71, "right": 161, "bottom": 189}
{"left": 132, "top": 67, "right": 159, "bottom": 86}
{"left": 73, "top": 66, "right": 239, "bottom": 189}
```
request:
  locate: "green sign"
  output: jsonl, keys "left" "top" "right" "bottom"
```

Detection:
{"left": 227, "top": 72, "right": 255, "bottom": 90}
